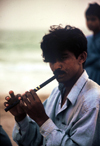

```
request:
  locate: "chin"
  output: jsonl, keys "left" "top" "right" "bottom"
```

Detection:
{"left": 56, "top": 78, "right": 63, "bottom": 83}
{"left": 57, "top": 78, "right": 67, "bottom": 84}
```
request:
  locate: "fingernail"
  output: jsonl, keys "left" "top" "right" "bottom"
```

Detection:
{"left": 29, "top": 89, "right": 32, "bottom": 91}
{"left": 6, "top": 104, "right": 9, "bottom": 107}
{"left": 18, "top": 97, "right": 21, "bottom": 100}
{"left": 25, "top": 91, "right": 28, "bottom": 93}
{"left": 9, "top": 90, "right": 13, "bottom": 94}
{"left": 6, "top": 97, "right": 10, "bottom": 100}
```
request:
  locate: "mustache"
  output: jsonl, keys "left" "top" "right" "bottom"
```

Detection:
{"left": 53, "top": 69, "right": 66, "bottom": 77}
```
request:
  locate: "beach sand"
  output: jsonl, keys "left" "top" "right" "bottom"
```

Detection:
{"left": 0, "top": 94, "right": 48, "bottom": 146}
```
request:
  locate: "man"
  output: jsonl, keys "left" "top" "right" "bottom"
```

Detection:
{"left": 4, "top": 25, "right": 100, "bottom": 146}
{"left": 84, "top": 3, "right": 100, "bottom": 85}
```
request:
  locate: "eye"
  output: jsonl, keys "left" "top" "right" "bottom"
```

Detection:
{"left": 91, "top": 18, "right": 96, "bottom": 21}
{"left": 49, "top": 60, "right": 56, "bottom": 65}
{"left": 86, "top": 17, "right": 89, "bottom": 21}
{"left": 60, "top": 55, "right": 68, "bottom": 61}
{"left": 86, "top": 17, "right": 96, "bottom": 21}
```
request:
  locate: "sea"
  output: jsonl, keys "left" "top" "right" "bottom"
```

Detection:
{"left": 0, "top": 29, "right": 90, "bottom": 97}
{"left": 0, "top": 29, "right": 58, "bottom": 97}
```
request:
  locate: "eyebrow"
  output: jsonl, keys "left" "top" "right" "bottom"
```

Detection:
{"left": 61, "top": 52, "right": 69, "bottom": 55}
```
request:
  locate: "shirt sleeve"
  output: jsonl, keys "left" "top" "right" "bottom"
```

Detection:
{"left": 40, "top": 107, "right": 99, "bottom": 146}
{"left": 0, "top": 125, "right": 12, "bottom": 146}
{"left": 12, "top": 116, "right": 43, "bottom": 146}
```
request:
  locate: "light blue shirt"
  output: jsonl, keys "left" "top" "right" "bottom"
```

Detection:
{"left": 12, "top": 70, "right": 100, "bottom": 146}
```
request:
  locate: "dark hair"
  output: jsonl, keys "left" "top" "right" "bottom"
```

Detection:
{"left": 85, "top": 3, "right": 100, "bottom": 19}
{"left": 41, "top": 25, "right": 87, "bottom": 63}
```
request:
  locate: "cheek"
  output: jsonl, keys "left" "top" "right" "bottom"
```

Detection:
{"left": 95, "top": 21, "right": 100, "bottom": 27}
{"left": 64, "top": 62, "right": 75, "bottom": 72}
{"left": 65, "top": 60, "right": 79, "bottom": 71}
{"left": 49, "top": 63, "right": 53, "bottom": 71}
{"left": 86, "top": 21, "right": 88, "bottom": 26}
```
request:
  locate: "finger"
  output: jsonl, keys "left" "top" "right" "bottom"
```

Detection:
{"left": 25, "top": 91, "right": 36, "bottom": 104}
{"left": 29, "top": 89, "right": 40, "bottom": 102}
{"left": 4, "top": 102, "right": 9, "bottom": 107}
{"left": 5, "top": 96, "right": 14, "bottom": 105}
{"left": 18, "top": 96, "right": 22, "bottom": 100}
{"left": 20, "top": 99, "right": 27, "bottom": 112}
{"left": 22, "top": 91, "right": 30, "bottom": 100}
{"left": 5, "top": 96, "right": 12, "bottom": 103}
{"left": 16, "top": 94, "right": 22, "bottom": 100}
{"left": 5, "top": 96, "right": 10, "bottom": 101}
{"left": 9, "top": 90, "right": 15, "bottom": 98}
{"left": 22, "top": 93, "right": 31, "bottom": 107}
{"left": 24, "top": 91, "right": 34, "bottom": 100}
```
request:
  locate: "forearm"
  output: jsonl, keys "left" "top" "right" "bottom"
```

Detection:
{"left": 40, "top": 117, "right": 96, "bottom": 146}
{"left": 13, "top": 116, "right": 43, "bottom": 146}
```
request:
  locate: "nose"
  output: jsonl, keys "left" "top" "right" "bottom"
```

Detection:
{"left": 49, "top": 61, "right": 62, "bottom": 72}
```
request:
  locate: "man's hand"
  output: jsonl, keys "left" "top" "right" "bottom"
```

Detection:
{"left": 4, "top": 90, "right": 26, "bottom": 122}
{"left": 20, "top": 90, "right": 49, "bottom": 127}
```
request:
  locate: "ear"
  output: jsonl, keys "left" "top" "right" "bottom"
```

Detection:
{"left": 78, "top": 51, "right": 87, "bottom": 65}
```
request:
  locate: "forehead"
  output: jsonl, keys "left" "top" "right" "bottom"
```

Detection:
{"left": 86, "top": 15, "right": 99, "bottom": 20}
{"left": 59, "top": 50, "right": 75, "bottom": 58}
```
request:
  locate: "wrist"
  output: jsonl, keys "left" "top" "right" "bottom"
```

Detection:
{"left": 15, "top": 113, "right": 26, "bottom": 122}
{"left": 37, "top": 115, "right": 49, "bottom": 127}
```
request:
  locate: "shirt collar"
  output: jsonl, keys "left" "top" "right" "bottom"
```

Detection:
{"left": 59, "top": 70, "right": 88, "bottom": 106}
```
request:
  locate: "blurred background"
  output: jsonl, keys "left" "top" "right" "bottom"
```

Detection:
{"left": 0, "top": 0, "right": 100, "bottom": 96}
{"left": 1, "top": 0, "right": 100, "bottom": 145}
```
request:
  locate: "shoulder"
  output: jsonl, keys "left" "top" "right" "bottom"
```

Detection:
{"left": 82, "top": 79, "right": 100, "bottom": 110}
{"left": 85, "top": 79, "right": 100, "bottom": 94}
{"left": 86, "top": 34, "right": 93, "bottom": 41}
{"left": 86, "top": 34, "right": 93, "bottom": 38}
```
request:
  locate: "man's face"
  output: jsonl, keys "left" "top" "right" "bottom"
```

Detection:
{"left": 49, "top": 50, "right": 85, "bottom": 85}
{"left": 86, "top": 15, "right": 100, "bottom": 31}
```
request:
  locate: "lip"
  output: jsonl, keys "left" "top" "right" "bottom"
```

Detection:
{"left": 56, "top": 74, "right": 65, "bottom": 79}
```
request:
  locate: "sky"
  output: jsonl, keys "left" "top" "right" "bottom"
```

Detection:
{"left": 0, "top": 0, "right": 100, "bottom": 31}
